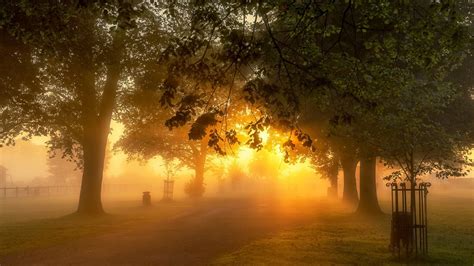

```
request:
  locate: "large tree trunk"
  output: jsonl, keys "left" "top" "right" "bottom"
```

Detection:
{"left": 327, "top": 161, "right": 339, "bottom": 199}
{"left": 77, "top": 126, "right": 108, "bottom": 215}
{"left": 76, "top": 30, "right": 123, "bottom": 215}
{"left": 185, "top": 138, "right": 208, "bottom": 198}
{"left": 356, "top": 156, "right": 383, "bottom": 215}
{"left": 185, "top": 157, "right": 205, "bottom": 197}
{"left": 341, "top": 155, "right": 359, "bottom": 205}
{"left": 193, "top": 156, "right": 206, "bottom": 196}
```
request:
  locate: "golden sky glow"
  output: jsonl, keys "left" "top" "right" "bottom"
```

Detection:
{"left": 3, "top": 119, "right": 473, "bottom": 198}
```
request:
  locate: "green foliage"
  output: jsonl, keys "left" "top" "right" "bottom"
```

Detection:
{"left": 1, "top": 1, "right": 143, "bottom": 162}
{"left": 158, "top": 1, "right": 472, "bottom": 183}
{"left": 1, "top": 0, "right": 473, "bottom": 199}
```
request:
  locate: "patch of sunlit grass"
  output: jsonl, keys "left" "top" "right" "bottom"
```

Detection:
{"left": 213, "top": 196, "right": 473, "bottom": 265}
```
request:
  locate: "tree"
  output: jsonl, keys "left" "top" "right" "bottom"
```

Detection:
{"left": 340, "top": 151, "right": 359, "bottom": 205}
{"left": 310, "top": 148, "right": 340, "bottom": 199}
{"left": 116, "top": 89, "right": 215, "bottom": 198}
{"left": 357, "top": 156, "right": 381, "bottom": 214}
{"left": 2, "top": 0, "right": 472, "bottom": 217}
{"left": 116, "top": 55, "right": 254, "bottom": 197}
{"left": 0, "top": 1, "right": 184, "bottom": 215}
{"left": 162, "top": 158, "right": 182, "bottom": 182}
{"left": 350, "top": 1, "right": 473, "bottom": 215}
{"left": 0, "top": 15, "right": 44, "bottom": 146}
{"left": 374, "top": 52, "right": 474, "bottom": 185}
{"left": 47, "top": 150, "right": 81, "bottom": 185}
{"left": 160, "top": 1, "right": 473, "bottom": 216}
{"left": 302, "top": 134, "right": 340, "bottom": 199}
{"left": 258, "top": 0, "right": 473, "bottom": 214}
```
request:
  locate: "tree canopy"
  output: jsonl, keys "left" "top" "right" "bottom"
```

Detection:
{"left": 1, "top": 0, "right": 473, "bottom": 215}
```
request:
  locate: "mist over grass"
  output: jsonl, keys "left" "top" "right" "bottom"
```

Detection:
{"left": 1, "top": 190, "right": 472, "bottom": 264}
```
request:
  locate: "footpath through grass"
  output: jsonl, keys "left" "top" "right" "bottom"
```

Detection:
{"left": 213, "top": 195, "right": 473, "bottom": 265}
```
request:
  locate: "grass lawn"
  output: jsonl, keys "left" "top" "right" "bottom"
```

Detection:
{"left": 1, "top": 194, "right": 472, "bottom": 264}
{"left": 213, "top": 195, "right": 473, "bottom": 265}
{"left": 0, "top": 197, "right": 195, "bottom": 257}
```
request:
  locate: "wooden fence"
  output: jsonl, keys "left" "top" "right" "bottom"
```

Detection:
{"left": 0, "top": 184, "right": 150, "bottom": 198}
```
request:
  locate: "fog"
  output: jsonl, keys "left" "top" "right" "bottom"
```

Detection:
{"left": 2, "top": 134, "right": 472, "bottom": 204}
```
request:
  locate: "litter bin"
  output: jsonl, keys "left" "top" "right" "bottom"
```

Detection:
{"left": 142, "top": 191, "right": 151, "bottom": 206}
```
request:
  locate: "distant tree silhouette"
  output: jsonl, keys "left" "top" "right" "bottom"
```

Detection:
{"left": 47, "top": 151, "right": 80, "bottom": 185}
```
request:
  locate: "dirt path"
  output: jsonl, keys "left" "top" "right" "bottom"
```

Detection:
{"left": 2, "top": 198, "right": 324, "bottom": 265}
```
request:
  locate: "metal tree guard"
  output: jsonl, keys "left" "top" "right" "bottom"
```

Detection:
{"left": 163, "top": 179, "right": 174, "bottom": 201}
{"left": 387, "top": 181, "right": 431, "bottom": 257}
